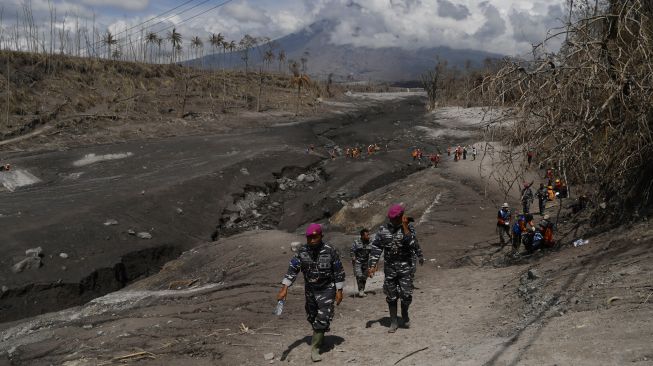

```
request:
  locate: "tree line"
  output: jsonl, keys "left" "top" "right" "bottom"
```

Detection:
{"left": 0, "top": 1, "right": 292, "bottom": 73}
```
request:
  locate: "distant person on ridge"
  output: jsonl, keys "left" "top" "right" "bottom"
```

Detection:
{"left": 277, "top": 223, "right": 345, "bottom": 362}
{"left": 350, "top": 228, "right": 373, "bottom": 297}
{"left": 368, "top": 204, "right": 421, "bottom": 333}
{"left": 472, "top": 146, "right": 477, "bottom": 160}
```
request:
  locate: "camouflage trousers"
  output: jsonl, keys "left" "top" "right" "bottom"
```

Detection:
{"left": 305, "top": 284, "right": 336, "bottom": 331}
{"left": 383, "top": 260, "right": 414, "bottom": 305}
{"left": 353, "top": 261, "right": 369, "bottom": 291}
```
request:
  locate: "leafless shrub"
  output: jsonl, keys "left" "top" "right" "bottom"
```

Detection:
{"left": 480, "top": 0, "right": 653, "bottom": 222}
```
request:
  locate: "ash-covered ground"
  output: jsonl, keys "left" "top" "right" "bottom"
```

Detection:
{"left": 0, "top": 97, "right": 651, "bottom": 366}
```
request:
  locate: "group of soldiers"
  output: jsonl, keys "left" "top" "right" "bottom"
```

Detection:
{"left": 276, "top": 204, "right": 423, "bottom": 362}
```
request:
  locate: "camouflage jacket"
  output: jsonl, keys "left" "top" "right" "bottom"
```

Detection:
{"left": 369, "top": 223, "right": 420, "bottom": 267}
{"left": 282, "top": 242, "right": 345, "bottom": 290}
{"left": 350, "top": 237, "right": 373, "bottom": 264}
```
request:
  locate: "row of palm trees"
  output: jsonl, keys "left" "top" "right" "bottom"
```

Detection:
{"left": 99, "top": 28, "right": 311, "bottom": 114}
{"left": 100, "top": 28, "right": 288, "bottom": 73}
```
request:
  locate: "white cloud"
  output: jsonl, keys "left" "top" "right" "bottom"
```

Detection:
{"left": 1, "top": 0, "right": 568, "bottom": 56}
{"left": 81, "top": 0, "right": 150, "bottom": 11}
{"left": 221, "top": 2, "right": 270, "bottom": 24}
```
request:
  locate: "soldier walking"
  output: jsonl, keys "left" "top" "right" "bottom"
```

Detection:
{"left": 350, "top": 228, "right": 373, "bottom": 297}
{"left": 367, "top": 204, "right": 420, "bottom": 333}
{"left": 521, "top": 182, "right": 534, "bottom": 214}
{"left": 536, "top": 183, "right": 547, "bottom": 215}
{"left": 277, "top": 223, "right": 345, "bottom": 362}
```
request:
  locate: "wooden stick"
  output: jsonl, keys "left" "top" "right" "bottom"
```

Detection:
{"left": 394, "top": 346, "right": 429, "bottom": 365}
{"left": 112, "top": 351, "right": 156, "bottom": 361}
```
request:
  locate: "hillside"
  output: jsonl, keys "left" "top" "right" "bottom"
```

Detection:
{"left": 0, "top": 51, "right": 337, "bottom": 152}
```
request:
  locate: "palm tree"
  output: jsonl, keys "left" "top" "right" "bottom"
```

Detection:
{"left": 288, "top": 60, "right": 311, "bottom": 114}
{"left": 145, "top": 32, "right": 158, "bottom": 63}
{"left": 175, "top": 44, "right": 183, "bottom": 63}
{"left": 155, "top": 38, "right": 163, "bottom": 63}
{"left": 277, "top": 49, "right": 286, "bottom": 73}
{"left": 221, "top": 40, "right": 229, "bottom": 68}
{"left": 167, "top": 27, "right": 182, "bottom": 63}
{"left": 209, "top": 32, "right": 224, "bottom": 68}
{"left": 102, "top": 31, "right": 117, "bottom": 59}
{"left": 264, "top": 49, "right": 275, "bottom": 71}
{"left": 228, "top": 40, "right": 236, "bottom": 54}
{"left": 191, "top": 36, "right": 204, "bottom": 65}
{"left": 300, "top": 51, "right": 309, "bottom": 73}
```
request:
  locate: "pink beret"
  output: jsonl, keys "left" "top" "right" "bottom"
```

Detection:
{"left": 305, "top": 223, "right": 322, "bottom": 237}
{"left": 387, "top": 204, "right": 405, "bottom": 219}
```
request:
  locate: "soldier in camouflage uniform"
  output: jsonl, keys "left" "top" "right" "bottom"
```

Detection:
{"left": 410, "top": 230, "right": 425, "bottom": 279}
{"left": 368, "top": 204, "right": 420, "bottom": 333}
{"left": 277, "top": 223, "right": 345, "bottom": 362}
{"left": 350, "top": 228, "right": 373, "bottom": 297}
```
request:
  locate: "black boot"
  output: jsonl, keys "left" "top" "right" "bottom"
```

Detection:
{"left": 357, "top": 278, "right": 367, "bottom": 297}
{"left": 310, "top": 330, "right": 324, "bottom": 362}
{"left": 388, "top": 301, "right": 399, "bottom": 333}
{"left": 401, "top": 302, "right": 410, "bottom": 328}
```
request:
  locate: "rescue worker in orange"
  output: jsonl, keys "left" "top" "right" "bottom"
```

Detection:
{"left": 547, "top": 185, "right": 556, "bottom": 201}
{"left": 540, "top": 215, "right": 555, "bottom": 248}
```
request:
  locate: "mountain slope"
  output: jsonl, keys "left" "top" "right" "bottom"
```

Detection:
{"left": 198, "top": 19, "right": 503, "bottom": 81}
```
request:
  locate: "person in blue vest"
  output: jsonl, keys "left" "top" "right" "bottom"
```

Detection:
{"left": 497, "top": 203, "right": 512, "bottom": 245}
{"left": 511, "top": 212, "right": 525, "bottom": 253}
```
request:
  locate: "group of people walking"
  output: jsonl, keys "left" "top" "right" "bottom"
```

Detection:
{"left": 497, "top": 202, "right": 556, "bottom": 254}
{"left": 498, "top": 169, "right": 569, "bottom": 255}
{"left": 276, "top": 204, "right": 423, "bottom": 362}
{"left": 345, "top": 144, "right": 382, "bottom": 159}
{"left": 410, "top": 148, "right": 441, "bottom": 168}
{"left": 447, "top": 145, "right": 477, "bottom": 161}
{"left": 273, "top": 148, "right": 572, "bottom": 362}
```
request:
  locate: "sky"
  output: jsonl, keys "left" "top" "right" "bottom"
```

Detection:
{"left": 1, "top": 0, "right": 569, "bottom": 56}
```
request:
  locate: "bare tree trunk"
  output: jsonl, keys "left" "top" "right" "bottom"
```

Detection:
{"left": 0, "top": 7, "right": 5, "bottom": 50}
{"left": 49, "top": 2, "right": 55, "bottom": 55}
{"left": 256, "top": 71, "right": 263, "bottom": 112}
{"left": 5, "top": 62, "right": 9, "bottom": 127}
